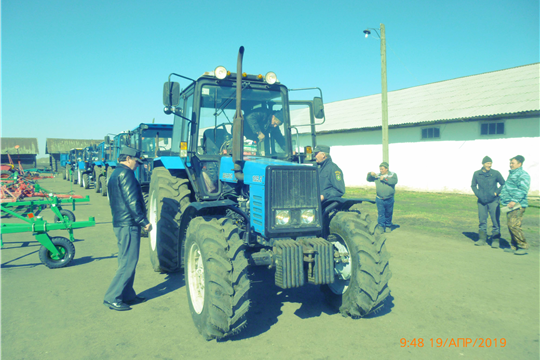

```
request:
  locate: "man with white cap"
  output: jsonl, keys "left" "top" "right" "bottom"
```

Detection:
{"left": 104, "top": 146, "right": 152, "bottom": 311}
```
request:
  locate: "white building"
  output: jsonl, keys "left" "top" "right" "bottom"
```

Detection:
{"left": 293, "top": 63, "right": 540, "bottom": 195}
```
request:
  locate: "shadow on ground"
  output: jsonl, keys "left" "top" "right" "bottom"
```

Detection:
{"left": 139, "top": 272, "right": 184, "bottom": 301}
{"left": 462, "top": 232, "right": 513, "bottom": 250}
{"left": 224, "top": 266, "right": 394, "bottom": 342}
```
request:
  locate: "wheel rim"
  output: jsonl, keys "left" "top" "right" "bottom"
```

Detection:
{"left": 149, "top": 192, "right": 157, "bottom": 251}
{"left": 78, "top": 171, "right": 81, "bottom": 183}
{"left": 49, "top": 246, "right": 67, "bottom": 261}
{"left": 187, "top": 242, "right": 205, "bottom": 314}
{"left": 83, "top": 176, "right": 86, "bottom": 188}
{"left": 328, "top": 234, "right": 352, "bottom": 295}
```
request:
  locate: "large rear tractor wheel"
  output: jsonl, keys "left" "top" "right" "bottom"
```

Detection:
{"left": 39, "top": 237, "right": 76, "bottom": 269}
{"left": 71, "top": 170, "right": 77, "bottom": 184}
{"left": 321, "top": 211, "right": 392, "bottom": 317}
{"left": 148, "top": 167, "right": 191, "bottom": 273}
{"left": 185, "top": 217, "right": 250, "bottom": 340}
{"left": 82, "top": 173, "right": 90, "bottom": 189}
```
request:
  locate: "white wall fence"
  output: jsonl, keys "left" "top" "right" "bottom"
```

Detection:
{"left": 297, "top": 118, "right": 540, "bottom": 195}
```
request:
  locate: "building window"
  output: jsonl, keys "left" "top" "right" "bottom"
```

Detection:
{"left": 480, "top": 122, "right": 504, "bottom": 135}
{"left": 421, "top": 127, "right": 440, "bottom": 139}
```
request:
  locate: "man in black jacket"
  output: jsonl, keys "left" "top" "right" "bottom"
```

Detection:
{"left": 471, "top": 156, "right": 505, "bottom": 246}
{"left": 244, "top": 110, "right": 286, "bottom": 153}
{"left": 314, "top": 145, "right": 345, "bottom": 201}
{"left": 104, "top": 146, "right": 152, "bottom": 311}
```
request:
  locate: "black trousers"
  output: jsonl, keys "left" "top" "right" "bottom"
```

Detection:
{"left": 104, "top": 226, "right": 141, "bottom": 303}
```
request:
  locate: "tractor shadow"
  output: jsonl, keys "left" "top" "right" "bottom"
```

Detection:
{"left": 224, "top": 266, "right": 394, "bottom": 342}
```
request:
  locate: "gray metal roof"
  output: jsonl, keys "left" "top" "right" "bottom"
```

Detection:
{"left": 292, "top": 63, "right": 539, "bottom": 134}
{"left": 1, "top": 138, "right": 39, "bottom": 155}
{"left": 45, "top": 138, "right": 103, "bottom": 154}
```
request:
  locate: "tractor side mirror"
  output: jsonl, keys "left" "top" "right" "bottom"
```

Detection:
{"left": 313, "top": 97, "right": 324, "bottom": 119}
{"left": 163, "top": 81, "right": 180, "bottom": 107}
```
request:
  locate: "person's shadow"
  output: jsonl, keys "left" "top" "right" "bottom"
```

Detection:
{"left": 462, "top": 232, "right": 513, "bottom": 249}
{"left": 138, "top": 272, "right": 184, "bottom": 301}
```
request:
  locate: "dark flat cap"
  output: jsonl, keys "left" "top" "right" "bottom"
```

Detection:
{"left": 120, "top": 146, "right": 143, "bottom": 164}
{"left": 313, "top": 144, "right": 330, "bottom": 154}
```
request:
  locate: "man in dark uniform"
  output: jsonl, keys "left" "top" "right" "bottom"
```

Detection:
{"left": 314, "top": 145, "right": 345, "bottom": 201}
{"left": 103, "top": 146, "right": 152, "bottom": 311}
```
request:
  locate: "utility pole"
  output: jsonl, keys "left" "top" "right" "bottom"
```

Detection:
{"left": 380, "top": 23, "right": 389, "bottom": 163}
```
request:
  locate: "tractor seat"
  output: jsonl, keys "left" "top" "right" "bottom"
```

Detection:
{"left": 202, "top": 128, "right": 231, "bottom": 154}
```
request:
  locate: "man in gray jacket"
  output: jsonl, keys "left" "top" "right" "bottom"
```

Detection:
{"left": 471, "top": 156, "right": 505, "bottom": 247}
{"left": 367, "top": 162, "right": 398, "bottom": 232}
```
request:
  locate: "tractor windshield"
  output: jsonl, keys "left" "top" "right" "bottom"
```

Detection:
{"left": 140, "top": 129, "right": 173, "bottom": 157}
{"left": 198, "top": 84, "right": 290, "bottom": 158}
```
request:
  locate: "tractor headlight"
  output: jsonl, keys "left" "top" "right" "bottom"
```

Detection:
{"left": 275, "top": 210, "right": 290, "bottom": 225}
{"left": 265, "top": 72, "right": 277, "bottom": 84}
{"left": 301, "top": 209, "right": 316, "bottom": 224}
{"left": 215, "top": 66, "right": 229, "bottom": 80}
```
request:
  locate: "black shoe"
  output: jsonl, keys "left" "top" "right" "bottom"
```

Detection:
{"left": 124, "top": 296, "right": 147, "bottom": 305}
{"left": 103, "top": 300, "right": 131, "bottom": 311}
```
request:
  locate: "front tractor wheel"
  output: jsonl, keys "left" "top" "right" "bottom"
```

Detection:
{"left": 100, "top": 176, "right": 107, "bottom": 197}
{"left": 82, "top": 173, "right": 90, "bottom": 189}
{"left": 185, "top": 217, "right": 250, "bottom": 340}
{"left": 321, "top": 211, "right": 392, "bottom": 317}
{"left": 148, "top": 167, "right": 191, "bottom": 273}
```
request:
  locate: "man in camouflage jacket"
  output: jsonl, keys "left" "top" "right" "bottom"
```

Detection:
{"left": 499, "top": 155, "right": 531, "bottom": 255}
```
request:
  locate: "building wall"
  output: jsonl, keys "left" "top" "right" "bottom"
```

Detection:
{"left": 297, "top": 115, "right": 540, "bottom": 195}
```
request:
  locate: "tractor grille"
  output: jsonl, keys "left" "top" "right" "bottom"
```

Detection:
{"left": 269, "top": 167, "right": 319, "bottom": 209}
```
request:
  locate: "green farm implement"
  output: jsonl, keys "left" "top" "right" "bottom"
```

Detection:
{"left": 1, "top": 195, "right": 95, "bottom": 268}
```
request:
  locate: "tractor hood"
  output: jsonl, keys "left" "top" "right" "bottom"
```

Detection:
{"left": 219, "top": 156, "right": 313, "bottom": 185}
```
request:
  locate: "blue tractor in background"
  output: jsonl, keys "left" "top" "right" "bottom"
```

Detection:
{"left": 148, "top": 47, "right": 391, "bottom": 340}
{"left": 60, "top": 153, "right": 69, "bottom": 180}
{"left": 93, "top": 141, "right": 109, "bottom": 195}
{"left": 100, "top": 131, "right": 131, "bottom": 197}
{"left": 65, "top": 148, "right": 83, "bottom": 184}
{"left": 128, "top": 123, "right": 173, "bottom": 205}
{"left": 77, "top": 145, "right": 98, "bottom": 189}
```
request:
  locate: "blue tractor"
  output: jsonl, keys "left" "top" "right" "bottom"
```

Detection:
{"left": 92, "top": 141, "right": 110, "bottom": 195}
{"left": 65, "top": 148, "right": 83, "bottom": 184}
{"left": 128, "top": 123, "right": 173, "bottom": 205}
{"left": 148, "top": 47, "right": 391, "bottom": 340}
{"left": 77, "top": 145, "right": 98, "bottom": 189}
{"left": 100, "top": 131, "right": 130, "bottom": 197}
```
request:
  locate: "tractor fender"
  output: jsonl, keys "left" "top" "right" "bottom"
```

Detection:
{"left": 180, "top": 200, "right": 250, "bottom": 243}
{"left": 154, "top": 156, "right": 186, "bottom": 170}
{"left": 321, "top": 197, "right": 376, "bottom": 238}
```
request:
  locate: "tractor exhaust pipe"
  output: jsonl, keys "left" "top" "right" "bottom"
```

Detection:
{"left": 232, "top": 46, "right": 245, "bottom": 182}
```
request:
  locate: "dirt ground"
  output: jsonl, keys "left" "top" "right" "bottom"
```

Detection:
{"left": 2, "top": 176, "right": 539, "bottom": 360}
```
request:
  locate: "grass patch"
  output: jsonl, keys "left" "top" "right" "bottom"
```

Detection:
{"left": 345, "top": 187, "right": 539, "bottom": 247}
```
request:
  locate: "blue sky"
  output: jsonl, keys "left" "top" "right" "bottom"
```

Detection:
{"left": 2, "top": 0, "right": 538, "bottom": 156}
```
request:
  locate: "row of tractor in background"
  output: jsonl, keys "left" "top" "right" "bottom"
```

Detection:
{"left": 60, "top": 123, "right": 173, "bottom": 204}
{"left": 55, "top": 47, "right": 392, "bottom": 341}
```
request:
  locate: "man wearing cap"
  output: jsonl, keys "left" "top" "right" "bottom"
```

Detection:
{"left": 367, "top": 162, "right": 398, "bottom": 232}
{"left": 470, "top": 156, "right": 505, "bottom": 246}
{"left": 314, "top": 145, "right": 345, "bottom": 201}
{"left": 499, "top": 155, "right": 531, "bottom": 255}
{"left": 104, "top": 146, "right": 152, "bottom": 311}
{"left": 245, "top": 110, "right": 286, "bottom": 151}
